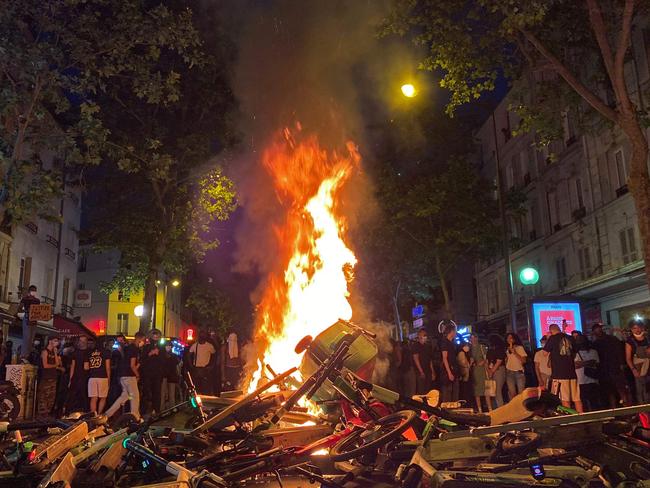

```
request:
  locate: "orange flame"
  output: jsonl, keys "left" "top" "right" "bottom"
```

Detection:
{"left": 248, "top": 126, "right": 360, "bottom": 390}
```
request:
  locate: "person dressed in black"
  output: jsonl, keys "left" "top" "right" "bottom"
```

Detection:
{"left": 140, "top": 329, "right": 166, "bottom": 415}
{"left": 105, "top": 332, "right": 145, "bottom": 420}
{"left": 162, "top": 343, "right": 180, "bottom": 410}
{"left": 413, "top": 329, "right": 435, "bottom": 394}
{"left": 66, "top": 336, "right": 90, "bottom": 413}
{"left": 85, "top": 341, "right": 111, "bottom": 414}
{"left": 591, "top": 323, "right": 630, "bottom": 407}
{"left": 439, "top": 323, "right": 459, "bottom": 402}
{"left": 0, "top": 340, "right": 12, "bottom": 379}
{"left": 18, "top": 285, "right": 40, "bottom": 359}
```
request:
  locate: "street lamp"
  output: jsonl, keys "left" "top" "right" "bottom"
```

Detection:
{"left": 134, "top": 305, "right": 144, "bottom": 317}
{"left": 171, "top": 279, "right": 180, "bottom": 287}
{"left": 519, "top": 267, "right": 540, "bottom": 286}
{"left": 401, "top": 83, "right": 416, "bottom": 98}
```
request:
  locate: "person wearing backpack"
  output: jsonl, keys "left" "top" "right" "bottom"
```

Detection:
{"left": 574, "top": 335, "right": 600, "bottom": 411}
{"left": 625, "top": 320, "right": 650, "bottom": 404}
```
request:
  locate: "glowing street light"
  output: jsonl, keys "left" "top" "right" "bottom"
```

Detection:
{"left": 171, "top": 279, "right": 180, "bottom": 287}
{"left": 519, "top": 267, "right": 540, "bottom": 286}
{"left": 401, "top": 83, "right": 416, "bottom": 98}
{"left": 134, "top": 305, "right": 144, "bottom": 317}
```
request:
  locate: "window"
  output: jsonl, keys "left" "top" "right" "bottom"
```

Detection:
{"left": 506, "top": 165, "right": 514, "bottom": 190}
{"left": 117, "top": 313, "right": 129, "bottom": 334}
{"left": 18, "top": 257, "right": 32, "bottom": 292}
{"left": 578, "top": 247, "right": 592, "bottom": 280}
{"left": 62, "top": 278, "right": 70, "bottom": 306}
{"left": 571, "top": 178, "right": 585, "bottom": 210}
{"left": 546, "top": 191, "right": 559, "bottom": 231}
{"left": 562, "top": 110, "right": 576, "bottom": 144}
{"left": 78, "top": 283, "right": 85, "bottom": 290}
{"left": 620, "top": 227, "right": 638, "bottom": 264}
{"left": 117, "top": 289, "right": 130, "bottom": 302}
{"left": 487, "top": 280, "right": 500, "bottom": 314}
{"left": 555, "top": 257, "right": 568, "bottom": 289}
{"left": 614, "top": 149, "right": 627, "bottom": 188}
{"left": 78, "top": 254, "right": 87, "bottom": 273}
{"left": 527, "top": 145, "right": 536, "bottom": 177}
{"left": 511, "top": 155, "right": 521, "bottom": 187}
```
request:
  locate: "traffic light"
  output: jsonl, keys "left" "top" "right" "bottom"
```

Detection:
{"left": 186, "top": 328, "right": 195, "bottom": 342}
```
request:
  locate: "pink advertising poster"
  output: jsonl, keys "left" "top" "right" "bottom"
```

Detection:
{"left": 532, "top": 302, "right": 582, "bottom": 346}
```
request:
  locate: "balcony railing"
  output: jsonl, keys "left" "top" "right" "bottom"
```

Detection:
{"left": 41, "top": 296, "right": 55, "bottom": 305}
{"left": 46, "top": 234, "right": 59, "bottom": 248}
{"left": 64, "top": 248, "right": 76, "bottom": 261}
{"left": 25, "top": 222, "right": 38, "bottom": 234}
{"left": 60, "top": 304, "right": 74, "bottom": 317}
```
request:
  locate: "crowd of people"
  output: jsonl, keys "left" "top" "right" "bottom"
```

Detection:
{"left": 388, "top": 320, "right": 650, "bottom": 413}
{"left": 0, "top": 327, "right": 254, "bottom": 421}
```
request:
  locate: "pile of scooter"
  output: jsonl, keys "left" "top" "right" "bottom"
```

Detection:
{"left": 2, "top": 320, "right": 649, "bottom": 488}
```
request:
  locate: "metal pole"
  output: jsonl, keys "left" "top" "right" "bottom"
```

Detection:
{"left": 163, "top": 283, "right": 167, "bottom": 337}
{"left": 491, "top": 112, "right": 517, "bottom": 333}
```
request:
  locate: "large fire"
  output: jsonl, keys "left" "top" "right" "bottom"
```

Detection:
{"left": 248, "top": 125, "right": 360, "bottom": 390}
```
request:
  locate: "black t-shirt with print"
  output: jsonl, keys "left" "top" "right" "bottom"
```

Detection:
{"left": 544, "top": 333, "right": 577, "bottom": 380}
{"left": 88, "top": 348, "right": 111, "bottom": 379}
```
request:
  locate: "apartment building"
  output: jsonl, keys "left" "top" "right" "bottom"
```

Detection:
{"left": 75, "top": 247, "right": 184, "bottom": 338}
{"left": 474, "top": 25, "right": 650, "bottom": 341}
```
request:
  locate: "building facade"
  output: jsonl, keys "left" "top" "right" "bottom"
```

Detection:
{"left": 75, "top": 247, "right": 184, "bottom": 338}
{"left": 0, "top": 186, "right": 83, "bottom": 349}
{"left": 473, "top": 25, "right": 650, "bottom": 342}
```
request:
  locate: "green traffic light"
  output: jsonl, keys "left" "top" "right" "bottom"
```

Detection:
{"left": 519, "top": 267, "right": 539, "bottom": 285}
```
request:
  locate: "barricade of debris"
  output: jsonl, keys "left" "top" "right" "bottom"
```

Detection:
{"left": 1, "top": 320, "right": 649, "bottom": 488}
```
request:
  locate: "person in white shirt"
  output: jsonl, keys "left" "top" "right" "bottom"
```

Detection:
{"left": 189, "top": 330, "right": 216, "bottom": 395}
{"left": 505, "top": 333, "right": 528, "bottom": 399}
{"left": 574, "top": 335, "right": 600, "bottom": 411}
{"left": 534, "top": 336, "right": 552, "bottom": 389}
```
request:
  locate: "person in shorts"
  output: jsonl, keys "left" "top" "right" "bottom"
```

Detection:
{"left": 544, "top": 323, "right": 583, "bottom": 413}
{"left": 85, "top": 341, "right": 112, "bottom": 414}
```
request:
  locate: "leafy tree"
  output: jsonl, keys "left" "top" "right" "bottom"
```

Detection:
{"left": 0, "top": 0, "right": 202, "bottom": 227}
{"left": 358, "top": 157, "right": 500, "bottom": 320}
{"left": 185, "top": 280, "right": 237, "bottom": 334}
{"left": 383, "top": 0, "right": 650, "bottom": 287}
{"left": 86, "top": 1, "right": 238, "bottom": 331}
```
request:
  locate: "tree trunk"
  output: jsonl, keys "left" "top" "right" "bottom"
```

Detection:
{"left": 435, "top": 253, "right": 453, "bottom": 320}
{"left": 140, "top": 267, "right": 157, "bottom": 333}
{"left": 620, "top": 115, "right": 650, "bottom": 289}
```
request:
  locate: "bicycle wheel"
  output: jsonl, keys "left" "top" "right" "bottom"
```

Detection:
{"left": 329, "top": 410, "right": 417, "bottom": 462}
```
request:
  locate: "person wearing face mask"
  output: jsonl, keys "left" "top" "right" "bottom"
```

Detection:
{"left": 38, "top": 336, "right": 64, "bottom": 415}
{"left": 625, "top": 320, "right": 650, "bottom": 404}
{"left": 104, "top": 332, "right": 145, "bottom": 421}
{"left": 18, "top": 285, "right": 40, "bottom": 359}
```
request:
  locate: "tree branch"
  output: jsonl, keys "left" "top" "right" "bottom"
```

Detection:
{"left": 520, "top": 28, "right": 618, "bottom": 124}
{"left": 613, "top": 0, "right": 636, "bottom": 114}
{"left": 585, "top": 0, "right": 617, "bottom": 87}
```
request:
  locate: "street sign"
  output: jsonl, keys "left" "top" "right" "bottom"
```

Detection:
{"left": 74, "top": 289, "right": 92, "bottom": 308}
{"left": 412, "top": 305, "right": 424, "bottom": 318}
{"left": 413, "top": 318, "right": 424, "bottom": 329}
{"left": 29, "top": 304, "right": 53, "bottom": 322}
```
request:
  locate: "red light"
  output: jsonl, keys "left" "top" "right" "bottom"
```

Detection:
{"left": 27, "top": 450, "right": 36, "bottom": 462}
{"left": 186, "top": 328, "right": 194, "bottom": 342}
{"left": 98, "top": 320, "right": 106, "bottom": 335}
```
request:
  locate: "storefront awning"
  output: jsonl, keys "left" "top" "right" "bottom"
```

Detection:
{"left": 53, "top": 315, "right": 96, "bottom": 338}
